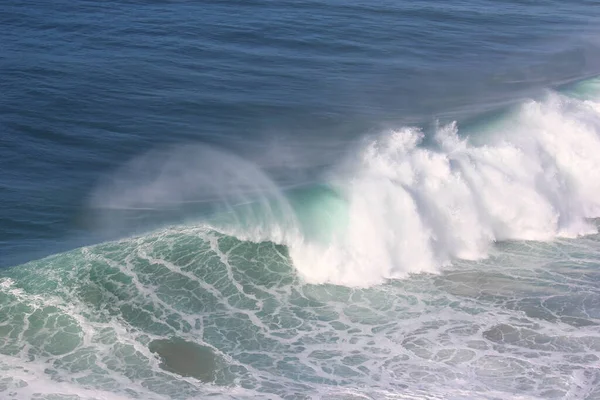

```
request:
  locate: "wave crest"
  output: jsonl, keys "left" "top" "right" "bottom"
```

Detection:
{"left": 290, "top": 87, "right": 600, "bottom": 286}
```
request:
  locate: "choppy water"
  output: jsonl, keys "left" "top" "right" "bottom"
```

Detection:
{"left": 1, "top": 1, "right": 600, "bottom": 399}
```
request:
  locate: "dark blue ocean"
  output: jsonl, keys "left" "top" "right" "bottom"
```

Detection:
{"left": 2, "top": 1, "right": 600, "bottom": 399}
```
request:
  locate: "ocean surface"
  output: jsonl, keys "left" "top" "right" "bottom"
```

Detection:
{"left": 2, "top": 1, "right": 600, "bottom": 399}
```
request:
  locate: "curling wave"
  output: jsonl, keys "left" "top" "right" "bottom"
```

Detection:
{"left": 91, "top": 79, "right": 600, "bottom": 287}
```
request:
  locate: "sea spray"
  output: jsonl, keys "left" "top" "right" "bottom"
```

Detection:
{"left": 88, "top": 144, "right": 300, "bottom": 245}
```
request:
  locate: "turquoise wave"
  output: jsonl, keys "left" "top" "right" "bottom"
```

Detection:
{"left": 2, "top": 226, "right": 600, "bottom": 399}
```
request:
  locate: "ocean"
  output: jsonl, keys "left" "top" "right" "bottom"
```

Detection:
{"left": 1, "top": 0, "right": 600, "bottom": 398}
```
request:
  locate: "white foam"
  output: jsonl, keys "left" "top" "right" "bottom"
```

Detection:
{"left": 289, "top": 90, "right": 600, "bottom": 286}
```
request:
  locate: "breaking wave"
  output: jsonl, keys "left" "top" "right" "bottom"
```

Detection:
{"left": 88, "top": 79, "right": 600, "bottom": 287}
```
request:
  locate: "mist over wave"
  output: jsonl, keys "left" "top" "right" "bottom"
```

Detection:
{"left": 89, "top": 80, "right": 600, "bottom": 287}
{"left": 89, "top": 144, "right": 300, "bottom": 244}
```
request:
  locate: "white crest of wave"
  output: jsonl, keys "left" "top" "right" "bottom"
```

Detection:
{"left": 290, "top": 90, "right": 600, "bottom": 286}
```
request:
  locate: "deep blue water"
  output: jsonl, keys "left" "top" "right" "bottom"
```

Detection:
{"left": 2, "top": 1, "right": 600, "bottom": 399}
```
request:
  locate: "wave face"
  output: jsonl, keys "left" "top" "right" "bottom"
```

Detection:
{"left": 2, "top": 229, "right": 600, "bottom": 399}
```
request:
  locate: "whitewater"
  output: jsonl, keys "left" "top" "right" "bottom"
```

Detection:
{"left": 1, "top": 78, "right": 600, "bottom": 399}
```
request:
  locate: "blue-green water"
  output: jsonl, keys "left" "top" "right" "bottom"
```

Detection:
{"left": 2, "top": 1, "right": 600, "bottom": 398}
